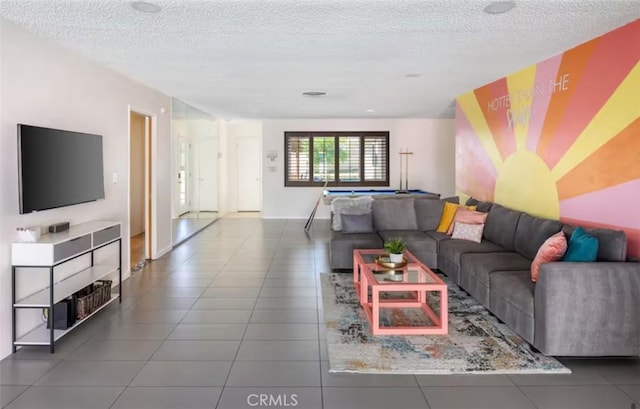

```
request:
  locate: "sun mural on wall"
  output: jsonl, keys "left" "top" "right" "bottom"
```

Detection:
{"left": 455, "top": 20, "right": 640, "bottom": 258}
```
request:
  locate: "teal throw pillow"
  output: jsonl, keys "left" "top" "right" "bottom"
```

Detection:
{"left": 563, "top": 227, "right": 599, "bottom": 262}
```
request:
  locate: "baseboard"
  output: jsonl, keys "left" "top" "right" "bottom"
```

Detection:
{"left": 156, "top": 245, "right": 172, "bottom": 258}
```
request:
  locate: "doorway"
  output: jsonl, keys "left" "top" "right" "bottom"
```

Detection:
{"left": 129, "top": 110, "right": 153, "bottom": 271}
{"left": 237, "top": 137, "right": 261, "bottom": 211}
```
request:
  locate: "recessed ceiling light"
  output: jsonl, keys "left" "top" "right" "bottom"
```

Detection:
{"left": 365, "top": 109, "right": 375, "bottom": 113}
{"left": 405, "top": 73, "right": 422, "bottom": 78}
{"left": 302, "top": 91, "right": 327, "bottom": 97}
{"left": 131, "top": 1, "right": 162, "bottom": 13}
{"left": 484, "top": 1, "right": 515, "bottom": 14}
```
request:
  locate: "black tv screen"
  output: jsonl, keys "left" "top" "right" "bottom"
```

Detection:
{"left": 18, "top": 124, "right": 105, "bottom": 214}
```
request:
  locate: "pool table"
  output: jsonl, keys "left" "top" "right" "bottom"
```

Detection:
{"left": 322, "top": 188, "right": 440, "bottom": 204}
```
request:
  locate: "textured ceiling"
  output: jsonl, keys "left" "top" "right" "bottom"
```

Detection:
{"left": 1, "top": 1, "right": 639, "bottom": 119}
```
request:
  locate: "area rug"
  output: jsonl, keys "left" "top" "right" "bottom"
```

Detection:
{"left": 320, "top": 272, "right": 570, "bottom": 375}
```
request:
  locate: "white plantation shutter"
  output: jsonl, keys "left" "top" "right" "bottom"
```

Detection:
{"left": 286, "top": 135, "right": 310, "bottom": 183}
{"left": 312, "top": 136, "right": 335, "bottom": 182}
{"left": 285, "top": 132, "right": 388, "bottom": 186}
{"left": 363, "top": 136, "right": 388, "bottom": 182}
{"left": 338, "top": 136, "right": 361, "bottom": 182}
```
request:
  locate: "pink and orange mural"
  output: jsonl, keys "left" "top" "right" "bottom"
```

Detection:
{"left": 455, "top": 19, "right": 640, "bottom": 258}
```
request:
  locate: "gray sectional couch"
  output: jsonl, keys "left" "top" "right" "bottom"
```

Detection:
{"left": 329, "top": 196, "right": 640, "bottom": 356}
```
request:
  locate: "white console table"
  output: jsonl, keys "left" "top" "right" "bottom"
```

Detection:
{"left": 11, "top": 221, "right": 122, "bottom": 353}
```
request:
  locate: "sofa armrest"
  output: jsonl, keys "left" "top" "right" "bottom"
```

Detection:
{"left": 534, "top": 261, "right": 640, "bottom": 356}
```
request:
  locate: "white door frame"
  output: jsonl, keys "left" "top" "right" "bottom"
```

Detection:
{"left": 127, "top": 105, "right": 158, "bottom": 269}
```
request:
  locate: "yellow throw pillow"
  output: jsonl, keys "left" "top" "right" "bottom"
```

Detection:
{"left": 436, "top": 202, "right": 459, "bottom": 233}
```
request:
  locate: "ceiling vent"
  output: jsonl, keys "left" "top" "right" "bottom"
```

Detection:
{"left": 484, "top": 1, "right": 516, "bottom": 14}
{"left": 131, "top": 1, "right": 162, "bottom": 13}
{"left": 302, "top": 91, "right": 327, "bottom": 97}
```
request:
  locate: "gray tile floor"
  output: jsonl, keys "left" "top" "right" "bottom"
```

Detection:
{"left": 2, "top": 218, "right": 639, "bottom": 409}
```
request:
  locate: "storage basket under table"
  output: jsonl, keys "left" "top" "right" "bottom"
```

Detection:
{"left": 75, "top": 280, "right": 112, "bottom": 320}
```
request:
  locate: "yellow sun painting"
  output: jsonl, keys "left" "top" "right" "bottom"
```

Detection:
{"left": 455, "top": 20, "right": 640, "bottom": 258}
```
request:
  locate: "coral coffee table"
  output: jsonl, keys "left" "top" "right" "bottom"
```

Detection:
{"left": 353, "top": 249, "right": 448, "bottom": 336}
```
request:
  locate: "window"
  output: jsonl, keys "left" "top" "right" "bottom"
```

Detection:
{"left": 285, "top": 131, "right": 389, "bottom": 187}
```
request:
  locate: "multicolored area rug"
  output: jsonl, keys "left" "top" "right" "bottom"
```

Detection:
{"left": 320, "top": 272, "right": 570, "bottom": 375}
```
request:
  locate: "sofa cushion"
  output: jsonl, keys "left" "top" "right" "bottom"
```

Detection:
{"left": 372, "top": 198, "right": 418, "bottom": 230}
{"left": 459, "top": 252, "right": 532, "bottom": 307}
{"left": 330, "top": 231, "right": 383, "bottom": 269}
{"left": 414, "top": 198, "right": 445, "bottom": 231}
{"left": 465, "top": 197, "right": 493, "bottom": 212}
{"left": 379, "top": 230, "right": 437, "bottom": 254}
{"left": 341, "top": 213, "right": 374, "bottom": 233}
{"left": 465, "top": 197, "right": 479, "bottom": 207}
{"left": 562, "top": 225, "right": 627, "bottom": 261}
{"left": 437, "top": 239, "right": 506, "bottom": 284}
{"left": 461, "top": 252, "right": 533, "bottom": 281}
{"left": 425, "top": 231, "right": 452, "bottom": 252}
{"left": 425, "top": 231, "right": 451, "bottom": 243}
{"left": 490, "top": 270, "right": 535, "bottom": 343}
{"left": 514, "top": 213, "right": 563, "bottom": 260}
{"left": 490, "top": 270, "right": 535, "bottom": 317}
{"left": 483, "top": 204, "right": 522, "bottom": 251}
{"left": 331, "top": 230, "right": 382, "bottom": 244}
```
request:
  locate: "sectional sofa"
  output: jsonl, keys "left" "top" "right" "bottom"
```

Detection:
{"left": 329, "top": 196, "right": 640, "bottom": 356}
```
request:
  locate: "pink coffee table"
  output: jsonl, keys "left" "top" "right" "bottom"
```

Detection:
{"left": 353, "top": 249, "right": 448, "bottom": 336}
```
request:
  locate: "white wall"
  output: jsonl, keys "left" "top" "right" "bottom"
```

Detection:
{"left": 262, "top": 119, "right": 456, "bottom": 219}
{"left": 0, "top": 22, "right": 172, "bottom": 359}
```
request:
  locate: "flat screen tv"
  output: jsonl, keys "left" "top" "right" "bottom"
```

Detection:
{"left": 18, "top": 124, "right": 105, "bottom": 214}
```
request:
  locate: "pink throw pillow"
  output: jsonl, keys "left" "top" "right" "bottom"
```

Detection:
{"left": 531, "top": 231, "right": 568, "bottom": 282}
{"left": 447, "top": 208, "right": 488, "bottom": 235}
{"left": 451, "top": 222, "right": 484, "bottom": 243}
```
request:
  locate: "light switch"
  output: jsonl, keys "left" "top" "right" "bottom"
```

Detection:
{"left": 112, "top": 172, "right": 118, "bottom": 184}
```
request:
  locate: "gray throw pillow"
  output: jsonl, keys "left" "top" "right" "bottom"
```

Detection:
{"left": 341, "top": 213, "right": 374, "bottom": 233}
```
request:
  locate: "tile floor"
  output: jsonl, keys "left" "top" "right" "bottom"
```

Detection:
{"left": 1, "top": 218, "right": 638, "bottom": 409}
{"left": 172, "top": 216, "right": 217, "bottom": 245}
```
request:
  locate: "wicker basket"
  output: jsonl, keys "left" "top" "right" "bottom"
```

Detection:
{"left": 75, "top": 280, "right": 112, "bottom": 320}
